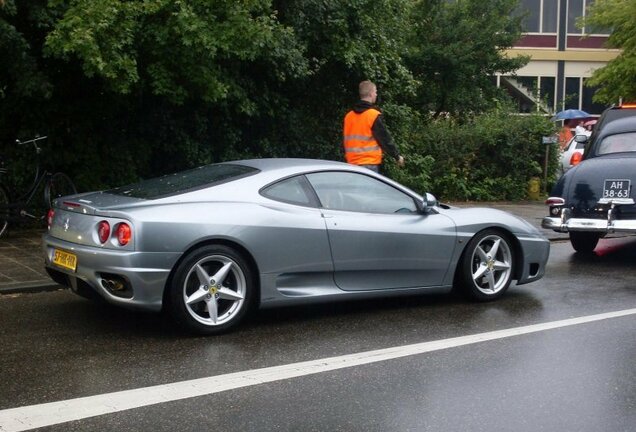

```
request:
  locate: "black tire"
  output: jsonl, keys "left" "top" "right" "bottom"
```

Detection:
{"left": 44, "top": 172, "right": 77, "bottom": 207}
{"left": 457, "top": 229, "right": 515, "bottom": 301}
{"left": 168, "top": 245, "right": 254, "bottom": 335}
{"left": 0, "top": 184, "right": 9, "bottom": 238}
{"left": 569, "top": 232, "right": 600, "bottom": 253}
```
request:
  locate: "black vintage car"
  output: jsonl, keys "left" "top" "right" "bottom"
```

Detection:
{"left": 543, "top": 104, "right": 636, "bottom": 252}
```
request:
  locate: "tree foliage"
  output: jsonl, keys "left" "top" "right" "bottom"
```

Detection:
{"left": 582, "top": 0, "right": 636, "bottom": 103}
{"left": 46, "top": 0, "right": 308, "bottom": 106}
{"left": 406, "top": 0, "right": 528, "bottom": 117}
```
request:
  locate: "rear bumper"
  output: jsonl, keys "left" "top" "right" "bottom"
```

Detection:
{"left": 542, "top": 200, "right": 636, "bottom": 233}
{"left": 42, "top": 234, "right": 181, "bottom": 311}
{"left": 542, "top": 216, "right": 636, "bottom": 233}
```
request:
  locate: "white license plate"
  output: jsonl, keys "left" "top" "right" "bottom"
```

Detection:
{"left": 53, "top": 249, "right": 77, "bottom": 272}
{"left": 603, "top": 179, "right": 631, "bottom": 199}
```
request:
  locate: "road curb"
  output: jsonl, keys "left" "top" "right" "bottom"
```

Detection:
{"left": 0, "top": 282, "right": 62, "bottom": 295}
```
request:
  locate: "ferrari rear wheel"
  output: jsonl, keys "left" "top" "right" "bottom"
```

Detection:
{"left": 169, "top": 245, "right": 254, "bottom": 335}
{"left": 569, "top": 232, "right": 600, "bottom": 253}
{"left": 458, "top": 229, "right": 515, "bottom": 301}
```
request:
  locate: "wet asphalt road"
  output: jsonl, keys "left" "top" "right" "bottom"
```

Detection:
{"left": 0, "top": 238, "right": 635, "bottom": 431}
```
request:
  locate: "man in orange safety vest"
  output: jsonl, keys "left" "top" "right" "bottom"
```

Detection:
{"left": 343, "top": 80, "right": 405, "bottom": 173}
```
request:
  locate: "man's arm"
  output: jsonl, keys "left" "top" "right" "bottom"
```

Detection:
{"left": 372, "top": 115, "right": 404, "bottom": 165}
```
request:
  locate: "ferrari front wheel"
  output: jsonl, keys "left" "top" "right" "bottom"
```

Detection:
{"left": 458, "top": 229, "right": 515, "bottom": 301}
{"left": 169, "top": 245, "right": 254, "bottom": 335}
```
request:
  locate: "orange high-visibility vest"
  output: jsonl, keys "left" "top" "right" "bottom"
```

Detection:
{"left": 343, "top": 109, "right": 383, "bottom": 165}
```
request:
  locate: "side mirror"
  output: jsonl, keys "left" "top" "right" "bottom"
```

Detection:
{"left": 425, "top": 192, "right": 438, "bottom": 207}
{"left": 420, "top": 192, "right": 438, "bottom": 212}
{"left": 574, "top": 134, "right": 589, "bottom": 143}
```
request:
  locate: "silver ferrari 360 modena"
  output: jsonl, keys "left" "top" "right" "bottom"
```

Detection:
{"left": 43, "top": 159, "right": 549, "bottom": 334}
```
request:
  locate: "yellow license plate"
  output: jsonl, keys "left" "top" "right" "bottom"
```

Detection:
{"left": 53, "top": 249, "right": 77, "bottom": 272}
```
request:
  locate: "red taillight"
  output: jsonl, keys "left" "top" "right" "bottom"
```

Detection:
{"left": 570, "top": 152, "right": 583, "bottom": 166}
{"left": 545, "top": 197, "right": 565, "bottom": 206}
{"left": 98, "top": 221, "right": 111, "bottom": 243}
{"left": 116, "top": 223, "right": 132, "bottom": 246}
{"left": 47, "top": 209, "right": 55, "bottom": 230}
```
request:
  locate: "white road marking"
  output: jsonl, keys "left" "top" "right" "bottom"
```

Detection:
{"left": 1, "top": 308, "right": 635, "bottom": 432}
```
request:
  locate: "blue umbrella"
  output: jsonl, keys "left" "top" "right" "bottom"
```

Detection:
{"left": 552, "top": 109, "right": 590, "bottom": 120}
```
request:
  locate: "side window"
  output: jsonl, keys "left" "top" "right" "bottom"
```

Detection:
{"left": 306, "top": 171, "right": 418, "bottom": 214}
{"left": 261, "top": 176, "right": 315, "bottom": 206}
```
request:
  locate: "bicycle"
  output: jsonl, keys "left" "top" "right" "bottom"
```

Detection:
{"left": 0, "top": 136, "right": 77, "bottom": 237}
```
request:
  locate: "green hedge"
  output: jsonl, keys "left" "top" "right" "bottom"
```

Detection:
{"left": 386, "top": 109, "right": 558, "bottom": 201}
{"left": 3, "top": 106, "right": 558, "bottom": 204}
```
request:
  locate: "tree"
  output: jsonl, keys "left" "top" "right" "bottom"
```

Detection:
{"left": 268, "top": 0, "right": 418, "bottom": 160}
{"left": 581, "top": 0, "right": 636, "bottom": 103}
{"left": 406, "top": 0, "right": 528, "bottom": 117}
{"left": 2, "top": 0, "right": 311, "bottom": 188}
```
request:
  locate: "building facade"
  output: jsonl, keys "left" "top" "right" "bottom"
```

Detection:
{"left": 500, "top": 0, "right": 619, "bottom": 116}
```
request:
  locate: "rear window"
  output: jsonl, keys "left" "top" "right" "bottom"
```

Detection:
{"left": 597, "top": 132, "right": 636, "bottom": 155}
{"left": 106, "top": 164, "right": 258, "bottom": 199}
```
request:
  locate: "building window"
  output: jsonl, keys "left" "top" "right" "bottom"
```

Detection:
{"left": 542, "top": 0, "right": 558, "bottom": 33}
{"left": 568, "top": 0, "right": 584, "bottom": 34}
{"left": 540, "top": 76, "right": 556, "bottom": 111}
{"left": 518, "top": 0, "right": 540, "bottom": 33}
{"left": 562, "top": 77, "right": 609, "bottom": 114}
{"left": 498, "top": 75, "right": 555, "bottom": 113}
{"left": 569, "top": 0, "right": 611, "bottom": 35}
{"left": 582, "top": 79, "right": 608, "bottom": 115}
{"left": 517, "top": 0, "right": 558, "bottom": 33}
{"left": 583, "top": 0, "right": 611, "bottom": 35}
{"left": 565, "top": 77, "right": 581, "bottom": 109}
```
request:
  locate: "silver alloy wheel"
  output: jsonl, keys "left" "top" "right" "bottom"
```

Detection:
{"left": 182, "top": 254, "right": 246, "bottom": 326}
{"left": 469, "top": 234, "right": 513, "bottom": 295}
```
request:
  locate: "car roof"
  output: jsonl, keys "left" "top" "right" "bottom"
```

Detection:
{"left": 595, "top": 116, "right": 636, "bottom": 136}
{"left": 594, "top": 104, "right": 636, "bottom": 131}
{"left": 222, "top": 158, "right": 368, "bottom": 177}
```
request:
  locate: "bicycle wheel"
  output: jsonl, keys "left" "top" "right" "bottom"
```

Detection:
{"left": 44, "top": 173, "right": 77, "bottom": 207}
{"left": 0, "top": 184, "right": 9, "bottom": 237}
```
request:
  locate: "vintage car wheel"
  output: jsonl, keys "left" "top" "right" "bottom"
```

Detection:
{"left": 569, "top": 232, "right": 600, "bottom": 253}
{"left": 458, "top": 229, "right": 515, "bottom": 301}
{"left": 169, "top": 245, "right": 254, "bottom": 335}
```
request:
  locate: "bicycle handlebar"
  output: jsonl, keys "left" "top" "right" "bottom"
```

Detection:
{"left": 16, "top": 136, "right": 47, "bottom": 153}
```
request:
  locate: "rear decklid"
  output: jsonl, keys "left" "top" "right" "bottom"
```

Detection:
{"left": 53, "top": 191, "right": 146, "bottom": 215}
{"left": 49, "top": 192, "right": 144, "bottom": 249}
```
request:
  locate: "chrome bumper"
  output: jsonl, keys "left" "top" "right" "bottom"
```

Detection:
{"left": 542, "top": 198, "right": 636, "bottom": 233}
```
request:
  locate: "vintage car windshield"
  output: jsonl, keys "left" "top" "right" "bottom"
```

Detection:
{"left": 106, "top": 164, "right": 259, "bottom": 199}
{"left": 597, "top": 132, "right": 636, "bottom": 155}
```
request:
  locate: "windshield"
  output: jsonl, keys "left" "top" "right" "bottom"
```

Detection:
{"left": 597, "top": 132, "right": 636, "bottom": 155}
{"left": 106, "top": 164, "right": 258, "bottom": 199}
